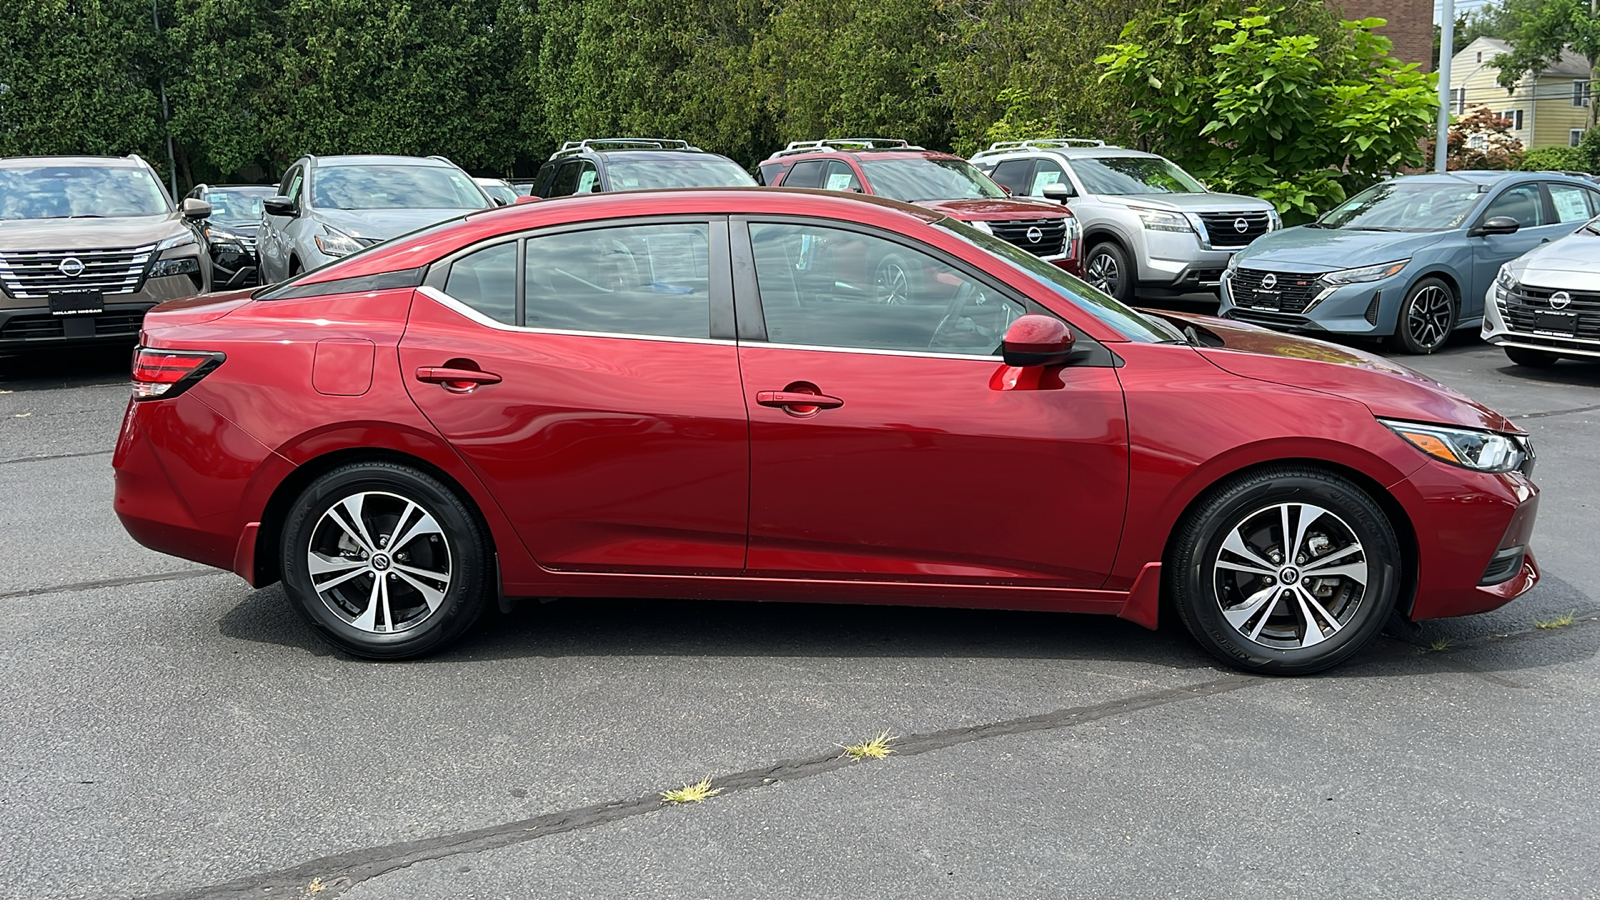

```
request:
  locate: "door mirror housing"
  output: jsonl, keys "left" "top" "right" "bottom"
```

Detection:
{"left": 1040, "top": 182, "right": 1075, "bottom": 203}
{"left": 1472, "top": 215, "right": 1521, "bottom": 237}
{"left": 180, "top": 198, "right": 212, "bottom": 219}
{"left": 264, "top": 195, "right": 298, "bottom": 217}
{"left": 1002, "top": 315, "right": 1076, "bottom": 367}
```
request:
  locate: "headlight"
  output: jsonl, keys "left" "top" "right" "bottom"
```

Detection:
{"left": 1063, "top": 216, "right": 1079, "bottom": 241}
{"left": 969, "top": 221, "right": 994, "bottom": 236}
{"left": 314, "top": 231, "right": 365, "bottom": 258}
{"left": 1133, "top": 208, "right": 1193, "bottom": 233}
{"left": 1381, "top": 419, "right": 1529, "bottom": 473}
{"left": 1495, "top": 264, "right": 1517, "bottom": 293}
{"left": 155, "top": 232, "right": 198, "bottom": 253}
{"left": 1267, "top": 209, "right": 1282, "bottom": 231}
{"left": 1226, "top": 253, "right": 1242, "bottom": 272}
{"left": 206, "top": 228, "right": 245, "bottom": 249}
{"left": 1319, "top": 259, "right": 1409, "bottom": 285}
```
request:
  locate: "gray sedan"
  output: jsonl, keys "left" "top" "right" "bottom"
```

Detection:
{"left": 1219, "top": 171, "right": 1600, "bottom": 353}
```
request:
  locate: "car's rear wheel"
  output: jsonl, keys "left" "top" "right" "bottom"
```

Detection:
{"left": 1084, "top": 241, "right": 1133, "bottom": 303}
{"left": 280, "top": 461, "right": 491, "bottom": 659}
{"left": 1390, "top": 277, "right": 1456, "bottom": 354}
{"left": 1168, "top": 467, "right": 1400, "bottom": 675}
{"left": 1504, "top": 345, "right": 1560, "bottom": 368}
{"left": 873, "top": 252, "right": 913, "bottom": 304}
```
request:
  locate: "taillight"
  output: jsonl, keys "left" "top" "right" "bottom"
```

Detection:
{"left": 131, "top": 347, "right": 225, "bottom": 400}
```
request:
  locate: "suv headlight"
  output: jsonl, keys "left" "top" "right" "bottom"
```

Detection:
{"left": 1267, "top": 209, "right": 1283, "bottom": 231}
{"left": 1320, "top": 259, "right": 1408, "bottom": 285}
{"left": 1382, "top": 419, "right": 1529, "bottom": 473}
{"left": 314, "top": 230, "right": 365, "bottom": 258}
{"left": 1133, "top": 208, "right": 1193, "bottom": 233}
{"left": 155, "top": 232, "right": 198, "bottom": 254}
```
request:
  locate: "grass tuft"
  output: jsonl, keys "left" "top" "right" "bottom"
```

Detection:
{"left": 1535, "top": 611, "right": 1577, "bottom": 630}
{"left": 661, "top": 777, "right": 721, "bottom": 804}
{"left": 842, "top": 730, "right": 896, "bottom": 761}
{"left": 1423, "top": 637, "right": 1453, "bottom": 653}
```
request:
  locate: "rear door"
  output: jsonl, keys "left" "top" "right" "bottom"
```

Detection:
{"left": 400, "top": 217, "right": 750, "bottom": 574}
{"left": 732, "top": 217, "right": 1129, "bottom": 587}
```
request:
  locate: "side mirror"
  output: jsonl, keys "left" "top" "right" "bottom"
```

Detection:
{"left": 1040, "top": 182, "right": 1075, "bottom": 203}
{"left": 999, "top": 184, "right": 1013, "bottom": 196}
{"left": 1002, "top": 314, "right": 1076, "bottom": 367}
{"left": 492, "top": 196, "right": 509, "bottom": 207}
{"left": 1472, "top": 215, "right": 1521, "bottom": 237}
{"left": 263, "top": 195, "right": 298, "bottom": 217}
{"left": 180, "top": 198, "right": 212, "bottom": 219}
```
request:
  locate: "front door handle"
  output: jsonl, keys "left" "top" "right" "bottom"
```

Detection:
{"left": 415, "top": 366, "right": 502, "bottom": 391}
{"left": 757, "top": 390, "right": 843, "bottom": 411}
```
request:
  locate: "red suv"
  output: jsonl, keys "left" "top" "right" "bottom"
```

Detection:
{"left": 758, "top": 139, "right": 1081, "bottom": 275}
{"left": 114, "top": 189, "right": 1539, "bottom": 674}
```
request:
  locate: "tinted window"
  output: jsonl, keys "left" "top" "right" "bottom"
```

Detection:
{"left": 1483, "top": 183, "right": 1546, "bottom": 227}
{"left": 782, "top": 160, "right": 826, "bottom": 189}
{"left": 1546, "top": 183, "right": 1595, "bottom": 223}
{"left": 524, "top": 223, "right": 711, "bottom": 338}
{"left": 311, "top": 164, "right": 487, "bottom": 210}
{"left": 0, "top": 164, "right": 170, "bottom": 220}
{"left": 989, "top": 159, "right": 1036, "bottom": 196}
{"left": 749, "top": 222, "right": 1024, "bottom": 356}
{"left": 445, "top": 242, "right": 517, "bottom": 325}
{"left": 279, "top": 165, "right": 301, "bottom": 198}
{"left": 548, "top": 161, "right": 583, "bottom": 197}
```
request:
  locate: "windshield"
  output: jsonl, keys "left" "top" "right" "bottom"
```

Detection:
{"left": 206, "top": 187, "right": 273, "bottom": 226}
{"left": 477, "top": 181, "right": 519, "bottom": 204}
{"left": 311, "top": 165, "right": 489, "bottom": 211}
{"left": 935, "top": 218, "right": 1172, "bottom": 343}
{"left": 0, "top": 165, "right": 170, "bottom": 220}
{"left": 1072, "top": 156, "right": 1207, "bottom": 195}
{"left": 860, "top": 158, "right": 1008, "bottom": 203}
{"left": 1319, "top": 181, "right": 1484, "bottom": 232}
{"left": 605, "top": 156, "right": 757, "bottom": 189}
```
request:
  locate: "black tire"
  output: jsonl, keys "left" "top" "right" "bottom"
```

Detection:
{"left": 280, "top": 461, "right": 492, "bottom": 659}
{"left": 873, "top": 252, "right": 915, "bottom": 305}
{"left": 1168, "top": 466, "right": 1401, "bottom": 675}
{"left": 1388, "top": 277, "right": 1457, "bottom": 354}
{"left": 1084, "top": 241, "right": 1134, "bottom": 303}
{"left": 1504, "top": 345, "right": 1560, "bottom": 368}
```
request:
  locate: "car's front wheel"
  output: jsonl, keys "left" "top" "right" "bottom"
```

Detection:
{"left": 1084, "top": 242, "right": 1134, "bottom": 303}
{"left": 1390, "top": 277, "right": 1456, "bottom": 354}
{"left": 280, "top": 461, "right": 492, "bottom": 659}
{"left": 1168, "top": 467, "right": 1401, "bottom": 675}
{"left": 1504, "top": 345, "right": 1560, "bottom": 368}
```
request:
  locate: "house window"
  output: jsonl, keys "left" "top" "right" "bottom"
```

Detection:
{"left": 1499, "top": 109, "right": 1524, "bottom": 130}
{"left": 1450, "top": 87, "right": 1467, "bottom": 114}
{"left": 1575, "top": 80, "right": 1592, "bottom": 108}
{"left": 1572, "top": 129, "right": 1587, "bottom": 147}
{"left": 1468, "top": 134, "right": 1489, "bottom": 150}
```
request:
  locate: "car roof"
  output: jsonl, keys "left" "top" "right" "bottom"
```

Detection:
{"left": 312, "top": 154, "right": 458, "bottom": 168}
{"left": 203, "top": 183, "right": 275, "bottom": 191}
{"left": 0, "top": 155, "right": 149, "bottom": 169}
{"left": 763, "top": 149, "right": 963, "bottom": 165}
{"left": 591, "top": 149, "right": 735, "bottom": 162}
{"left": 1389, "top": 170, "right": 1592, "bottom": 187}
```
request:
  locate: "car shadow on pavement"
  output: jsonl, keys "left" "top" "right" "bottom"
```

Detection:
{"left": 0, "top": 344, "right": 132, "bottom": 388}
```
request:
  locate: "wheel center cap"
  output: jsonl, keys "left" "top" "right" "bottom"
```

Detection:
{"left": 370, "top": 554, "right": 391, "bottom": 571}
{"left": 1279, "top": 566, "right": 1301, "bottom": 585}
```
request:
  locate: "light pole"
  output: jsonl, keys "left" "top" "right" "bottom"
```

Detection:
{"left": 1436, "top": 0, "right": 1455, "bottom": 172}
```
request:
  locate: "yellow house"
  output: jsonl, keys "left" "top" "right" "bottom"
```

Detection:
{"left": 1449, "top": 36, "right": 1592, "bottom": 149}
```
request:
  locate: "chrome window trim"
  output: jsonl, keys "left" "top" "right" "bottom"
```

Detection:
{"left": 416, "top": 285, "right": 736, "bottom": 346}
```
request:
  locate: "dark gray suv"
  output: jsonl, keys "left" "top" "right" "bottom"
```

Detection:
{"left": 530, "top": 139, "right": 756, "bottom": 197}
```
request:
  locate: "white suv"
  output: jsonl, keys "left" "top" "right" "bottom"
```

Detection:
{"left": 971, "top": 139, "right": 1279, "bottom": 302}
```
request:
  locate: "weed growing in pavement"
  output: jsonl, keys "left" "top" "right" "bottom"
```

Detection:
{"left": 1535, "top": 611, "right": 1577, "bottom": 630}
{"left": 661, "top": 777, "right": 721, "bottom": 804}
{"left": 842, "top": 730, "right": 896, "bottom": 761}
{"left": 1423, "top": 638, "right": 1453, "bottom": 653}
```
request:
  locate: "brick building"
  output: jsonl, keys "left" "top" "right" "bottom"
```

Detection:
{"left": 1334, "top": 0, "right": 1435, "bottom": 71}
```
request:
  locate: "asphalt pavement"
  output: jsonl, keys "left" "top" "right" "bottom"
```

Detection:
{"left": 1, "top": 329, "right": 1597, "bottom": 900}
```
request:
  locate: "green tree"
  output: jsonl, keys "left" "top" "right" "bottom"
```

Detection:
{"left": 1097, "top": 1, "right": 1437, "bottom": 220}
{"left": 1492, "top": 0, "right": 1600, "bottom": 128}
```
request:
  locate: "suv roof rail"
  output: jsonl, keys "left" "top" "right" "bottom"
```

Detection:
{"left": 772, "top": 138, "right": 924, "bottom": 158}
{"left": 551, "top": 138, "right": 699, "bottom": 159}
{"left": 972, "top": 138, "right": 1114, "bottom": 158}
{"left": 427, "top": 155, "right": 458, "bottom": 165}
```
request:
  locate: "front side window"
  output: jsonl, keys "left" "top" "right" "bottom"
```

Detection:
{"left": 1030, "top": 160, "right": 1071, "bottom": 196}
{"left": 311, "top": 165, "right": 488, "bottom": 210}
{"left": 524, "top": 223, "right": 711, "bottom": 338}
{"left": 1319, "top": 181, "right": 1484, "bottom": 232}
{"left": 1069, "top": 156, "right": 1206, "bottom": 195}
{"left": 858, "top": 158, "right": 1007, "bottom": 202}
{"left": 1482, "top": 184, "right": 1546, "bottom": 228}
{"left": 1547, "top": 183, "right": 1597, "bottom": 223}
{"left": 821, "top": 161, "right": 862, "bottom": 192}
{"left": 444, "top": 242, "right": 517, "bottom": 324}
{"left": 0, "top": 164, "right": 171, "bottom": 220}
{"left": 749, "top": 222, "right": 1024, "bottom": 356}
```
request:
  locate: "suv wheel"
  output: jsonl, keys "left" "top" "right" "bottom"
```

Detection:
{"left": 1389, "top": 277, "right": 1456, "bottom": 354}
{"left": 1085, "top": 242, "right": 1133, "bottom": 303}
{"left": 1504, "top": 346, "right": 1559, "bottom": 368}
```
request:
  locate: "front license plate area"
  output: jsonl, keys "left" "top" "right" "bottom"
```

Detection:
{"left": 1532, "top": 310, "right": 1578, "bottom": 336}
{"left": 48, "top": 292, "right": 103, "bottom": 316}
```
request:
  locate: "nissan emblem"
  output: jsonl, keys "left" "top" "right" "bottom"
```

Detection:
{"left": 1026, "top": 226, "right": 1043, "bottom": 243}
{"left": 1261, "top": 273, "right": 1278, "bottom": 290}
{"left": 58, "top": 257, "right": 86, "bottom": 277}
{"left": 1233, "top": 217, "right": 1249, "bottom": 233}
{"left": 1550, "top": 291, "right": 1572, "bottom": 310}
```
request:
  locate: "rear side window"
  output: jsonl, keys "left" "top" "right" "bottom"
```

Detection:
{"left": 988, "top": 159, "right": 1036, "bottom": 196}
{"left": 782, "top": 160, "right": 826, "bottom": 189}
{"left": 524, "top": 223, "right": 711, "bottom": 338}
{"left": 1546, "top": 183, "right": 1597, "bottom": 223}
{"left": 444, "top": 242, "right": 517, "bottom": 324}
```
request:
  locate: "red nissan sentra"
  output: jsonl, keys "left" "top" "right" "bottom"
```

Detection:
{"left": 113, "top": 189, "right": 1540, "bottom": 674}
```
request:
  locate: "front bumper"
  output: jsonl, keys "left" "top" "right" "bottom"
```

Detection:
{"left": 1482, "top": 284, "right": 1600, "bottom": 360}
{"left": 208, "top": 241, "right": 260, "bottom": 289}
{"left": 1139, "top": 232, "right": 1238, "bottom": 290}
{"left": 1220, "top": 270, "right": 1404, "bottom": 336}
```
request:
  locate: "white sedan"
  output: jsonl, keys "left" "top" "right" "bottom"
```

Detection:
{"left": 1485, "top": 215, "right": 1600, "bottom": 366}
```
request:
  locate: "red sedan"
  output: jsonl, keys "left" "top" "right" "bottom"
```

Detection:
{"left": 113, "top": 189, "right": 1540, "bottom": 674}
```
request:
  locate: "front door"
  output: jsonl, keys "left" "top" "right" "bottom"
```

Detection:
{"left": 400, "top": 218, "right": 749, "bottom": 575}
{"left": 1468, "top": 181, "right": 1584, "bottom": 314}
{"left": 735, "top": 219, "right": 1129, "bottom": 588}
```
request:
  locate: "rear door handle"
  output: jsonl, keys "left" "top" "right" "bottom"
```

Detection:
{"left": 415, "top": 366, "right": 502, "bottom": 390}
{"left": 757, "top": 390, "right": 843, "bottom": 410}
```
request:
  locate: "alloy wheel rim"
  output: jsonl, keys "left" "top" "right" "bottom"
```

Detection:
{"left": 1211, "top": 502, "right": 1368, "bottom": 650}
{"left": 874, "top": 260, "right": 910, "bottom": 304}
{"left": 306, "top": 490, "right": 452, "bottom": 634}
{"left": 1407, "top": 286, "right": 1452, "bottom": 349}
{"left": 1087, "top": 253, "right": 1119, "bottom": 294}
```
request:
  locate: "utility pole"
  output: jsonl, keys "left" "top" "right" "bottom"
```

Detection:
{"left": 1436, "top": 0, "right": 1455, "bottom": 173}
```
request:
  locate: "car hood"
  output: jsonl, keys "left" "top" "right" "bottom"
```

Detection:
{"left": 0, "top": 214, "right": 190, "bottom": 252}
{"left": 1232, "top": 226, "right": 1448, "bottom": 272}
{"left": 1111, "top": 192, "right": 1275, "bottom": 213}
{"left": 313, "top": 207, "right": 479, "bottom": 242}
{"left": 1149, "top": 309, "right": 1519, "bottom": 434}
{"left": 1504, "top": 226, "right": 1600, "bottom": 289}
{"left": 913, "top": 198, "right": 1072, "bottom": 221}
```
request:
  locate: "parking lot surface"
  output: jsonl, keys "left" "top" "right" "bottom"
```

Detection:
{"left": 2, "top": 337, "right": 1597, "bottom": 899}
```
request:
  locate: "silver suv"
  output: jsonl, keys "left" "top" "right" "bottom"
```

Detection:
{"left": 258, "top": 154, "right": 490, "bottom": 283}
{"left": 971, "top": 139, "right": 1280, "bottom": 302}
{"left": 0, "top": 154, "right": 211, "bottom": 348}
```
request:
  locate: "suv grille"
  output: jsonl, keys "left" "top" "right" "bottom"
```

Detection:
{"left": 0, "top": 245, "right": 156, "bottom": 300}
{"left": 1498, "top": 285, "right": 1600, "bottom": 340}
{"left": 1197, "top": 211, "right": 1272, "bottom": 248}
{"left": 987, "top": 218, "right": 1068, "bottom": 257}
{"left": 0, "top": 310, "right": 146, "bottom": 340}
{"left": 1229, "top": 268, "right": 1324, "bottom": 314}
